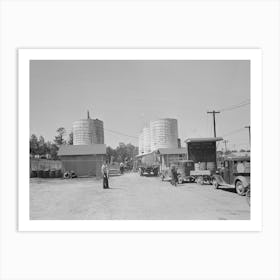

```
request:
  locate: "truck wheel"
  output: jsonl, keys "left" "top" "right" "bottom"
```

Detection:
{"left": 212, "top": 178, "right": 219, "bottom": 189}
{"left": 178, "top": 177, "right": 183, "bottom": 184}
{"left": 235, "top": 180, "right": 246, "bottom": 196}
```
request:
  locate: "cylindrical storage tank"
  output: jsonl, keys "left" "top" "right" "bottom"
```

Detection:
{"left": 73, "top": 119, "right": 95, "bottom": 145}
{"left": 150, "top": 118, "right": 179, "bottom": 151}
{"left": 138, "top": 132, "right": 144, "bottom": 155}
{"left": 143, "top": 127, "right": 151, "bottom": 154}
{"left": 93, "top": 119, "right": 104, "bottom": 144}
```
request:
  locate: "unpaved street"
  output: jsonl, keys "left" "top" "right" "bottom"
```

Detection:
{"left": 30, "top": 173, "right": 250, "bottom": 220}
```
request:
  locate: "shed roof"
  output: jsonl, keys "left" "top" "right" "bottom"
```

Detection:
{"left": 156, "top": 148, "right": 188, "bottom": 155}
{"left": 58, "top": 144, "right": 106, "bottom": 156}
{"left": 185, "top": 137, "right": 223, "bottom": 143}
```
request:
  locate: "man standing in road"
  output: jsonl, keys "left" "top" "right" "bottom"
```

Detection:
{"left": 101, "top": 160, "right": 109, "bottom": 189}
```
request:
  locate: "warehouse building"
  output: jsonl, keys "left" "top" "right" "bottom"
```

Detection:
{"left": 58, "top": 144, "right": 106, "bottom": 178}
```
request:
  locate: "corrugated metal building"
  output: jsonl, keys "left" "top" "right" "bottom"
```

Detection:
{"left": 58, "top": 144, "right": 106, "bottom": 178}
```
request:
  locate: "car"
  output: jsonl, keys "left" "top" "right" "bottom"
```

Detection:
{"left": 211, "top": 156, "right": 250, "bottom": 195}
{"left": 161, "top": 160, "right": 196, "bottom": 184}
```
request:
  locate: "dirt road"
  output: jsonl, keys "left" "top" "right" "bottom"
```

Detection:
{"left": 30, "top": 172, "right": 250, "bottom": 220}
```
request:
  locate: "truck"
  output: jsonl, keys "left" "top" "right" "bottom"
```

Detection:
{"left": 211, "top": 156, "right": 250, "bottom": 195}
{"left": 161, "top": 160, "right": 195, "bottom": 184}
{"left": 137, "top": 152, "right": 160, "bottom": 177}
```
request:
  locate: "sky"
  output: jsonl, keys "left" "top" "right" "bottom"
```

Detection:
{"left": 30, "top": 60, "right": 250, "bottom": 150}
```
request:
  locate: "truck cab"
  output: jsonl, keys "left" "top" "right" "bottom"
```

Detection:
{"left": 212, "top": 156, "right": 250, "bottom": 195}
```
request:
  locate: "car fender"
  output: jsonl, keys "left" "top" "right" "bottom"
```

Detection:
{"left": 212, "top": 174, "right": 225, "bottom": 185}
{"left": 234, "top": 176, "right": 250, "bottom": 188}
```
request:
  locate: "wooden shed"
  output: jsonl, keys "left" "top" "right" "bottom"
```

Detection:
{"left": 58, "top": 144, "right": 106, "bottom": 178}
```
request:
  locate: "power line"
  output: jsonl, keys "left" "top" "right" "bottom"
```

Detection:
{"left": 104, "top": 128, "right": 138, "bottom": 139}
{"left": 218, "top": 99, "right": 250, "bottom": 112}
{"left": 222, "top": 127, "right": 244, "bottom": 137}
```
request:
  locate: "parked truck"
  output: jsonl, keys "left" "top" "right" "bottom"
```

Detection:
{"left": 212, "top": 156, "right": 250, "bottom": 195}
{"left": 137, "top": 152, "right": 160, "bottom": 176}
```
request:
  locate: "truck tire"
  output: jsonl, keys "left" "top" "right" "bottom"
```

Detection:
{"left": 235, "top": 180, "right": 246, "bottom": 196}
{"left": 212, "top": 178, "right": 219, "bottom": 189}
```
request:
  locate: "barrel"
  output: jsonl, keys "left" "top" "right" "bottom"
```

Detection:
{"left": 30, "top": 170, "right": 37, "bottom": 178}
{"left": 55, "top": 169, "right": 62, "bottom": 178}
{"left": 199, "top": 162, "right": 207, "bottom": 170}
{"left": 49, "top": 170, "right": 56, "bottom": 178}
{"left": 43, "top": 170, "right": 50, "bottom": 178}
{"left": 206, "top": 162, "right": 216, "bottom": 174}
{"left": 37, "top": 170, "right": 43, "bottom": 178}
{"left": 194, "top": 163, "right": 200, "bottom": 171}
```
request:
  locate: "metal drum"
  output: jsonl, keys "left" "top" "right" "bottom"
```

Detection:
{"left": 206, "top": 162, "right": 216, "bottom": 173}
{"left": 199, "top": 162, "right": 207, "bottom": 170}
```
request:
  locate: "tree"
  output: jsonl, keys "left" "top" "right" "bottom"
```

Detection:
{"left": 30, "top": 134, "right": 39, "bottom": 156}
{"left": 54, "top": 127, "right": 66, "bottom": 146}
{"left": 107, "top": 143, "right": 138, "bottom": 169}
{"left": 106, "top": 146, "right": 117, "bottom": 163}
{"left": 38, "top": 136, "right": 46, "bottom": 156}
{"left": 49, "top": 143, "right": 59, "bottom": 159}
{"left": 68, "top": 131, "right": 73, "bottom": 145}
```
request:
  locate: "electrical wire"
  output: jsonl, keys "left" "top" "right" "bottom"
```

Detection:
{"left": 104, "top": 128, "right": 138, "bottom": 139}
{"left": 218, "top": 99, "right": 250, "bottom": 112}
{"left": 222, "top": 127, "right": 245, "bottom": 137}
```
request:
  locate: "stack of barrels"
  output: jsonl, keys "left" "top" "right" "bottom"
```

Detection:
{"left": 30, "top": 169, "right": 62, "bottom": 178}
{"left": 195, "top": 162, "right": 216, "bottom": 173}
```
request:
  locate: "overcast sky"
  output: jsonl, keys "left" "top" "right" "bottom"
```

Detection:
{"left": 30, "top": 60, "right": 250, "bottom": 150}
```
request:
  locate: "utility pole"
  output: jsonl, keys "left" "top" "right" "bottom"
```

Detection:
{"left": 207, "top": 110, "right": 220, "bottom": 137}
{"left": 245, "top": 125, "right": 251, "bottom": 145}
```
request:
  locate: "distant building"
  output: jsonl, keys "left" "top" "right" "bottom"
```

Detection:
{"left": 58, "top": 144, "right": 106, "bottom": 178}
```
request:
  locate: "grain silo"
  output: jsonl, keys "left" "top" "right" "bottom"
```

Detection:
{"left": 143, "top": 127, "right": 151, "bottom": 154}
{"left": 150, "top": 118, "right": 178, "bottom": 151}
{"left": 93, "top": 119, "right": 104, "bottom": 144}
{"left": 73, "top": 111, "right": 104, "bottom": 145}
{"left": 138, "top": 132, "right": 144, "bottom": 155}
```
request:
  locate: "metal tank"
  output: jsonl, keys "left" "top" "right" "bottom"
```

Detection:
{"left": 138, "top": 132, "right": 144, "bottom": 155}
{"left": 150, "top": 118, "right": 179, "bottom": 151}
{"left": 73, "top": 111, "right": 104, "bottom": 145}
{"left": 93, "top": 119, "right": 104, "bottom": 144}
{"left": 143, "top": 127, "right": 151, "bottom": 154}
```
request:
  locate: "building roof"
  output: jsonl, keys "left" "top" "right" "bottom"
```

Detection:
{"left": 156, "top": 148, "right": 188, "bottom": 155}
{"left": 136, "top": 151, "right": 154, "bottom": 158}
{"left": 185, "top": 137, "right": 223, "bottom": 143}
{"left": 224, "top": 156, "right": 250, "bottom": 161}
{"left": 58, "top": 144, "right": 106, "bottom": 156}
